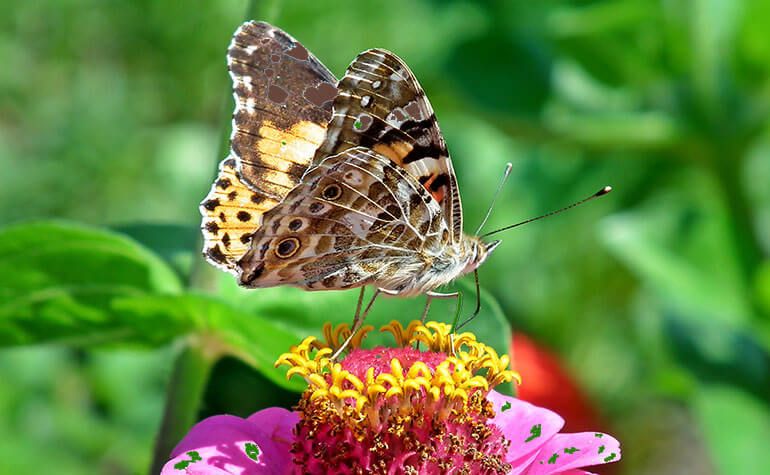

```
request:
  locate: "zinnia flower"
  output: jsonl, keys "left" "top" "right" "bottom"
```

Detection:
{"left": 162, "top": 321, "right": 621, "bottom": 474}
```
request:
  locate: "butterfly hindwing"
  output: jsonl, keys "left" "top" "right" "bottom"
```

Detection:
{"left": 200, "top": 155, "right": 283, "bottom": 269}
{"left": 201, "top": 21, "right": 338, "bottom": 273}
{"left": 313, "top": 49, "right": 464, "bottom": 242}
{"left": 238, "top": 147, "right": 450, "bottom": 292}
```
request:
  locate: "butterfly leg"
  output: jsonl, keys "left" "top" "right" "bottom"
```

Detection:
{"left": 332, "top": 288, "right": 381, "bottom": 360}
{"left": 420, "top": 296, "right": 431, "bottom": 323}
{"left": 454, "top": 269, "right": 482, "bottom": 332}
{"left": 420, "top": 295, "right": 434, "bottom": 323}
{"left": 421, "top": 291, "right": 460, "bottom": 323}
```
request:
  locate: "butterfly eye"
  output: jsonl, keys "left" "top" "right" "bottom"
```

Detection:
{"left": 322, "top": 184, "right": 342, "bottom": 200}
{"left": 275, "top": 237, "right": 300, "bottom": 258}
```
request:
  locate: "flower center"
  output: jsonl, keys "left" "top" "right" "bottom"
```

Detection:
{"left": 276, "top": 320, "right": 520, "bottom": 474}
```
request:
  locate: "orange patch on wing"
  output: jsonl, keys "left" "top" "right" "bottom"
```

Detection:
{"left": 431, "top": 187, "right": 446, "bottom": 203}
{"left": 257, "top": 120, "right": 327, "bottom": 167}
{"left": 373, "top": 141, "right": 413, "bottom": 165}
{"left": 421, "top": 173, "right": 446, "bottom": 203}
{"left": 200, "top": 157, "right": 279, "bottom": 274}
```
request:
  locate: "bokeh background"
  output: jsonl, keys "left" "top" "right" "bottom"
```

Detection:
{"left": 2, "top": 1, "right": 769, "bottom": 474}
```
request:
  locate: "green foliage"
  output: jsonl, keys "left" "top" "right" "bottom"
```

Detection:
{"left": 695, "top": 384, "right": 770, "bottom": 475}
{"left": 2, "top": 0, "right": 770, "bottom": 474}
{"left": 0, "top": 345, "right": 172, "bottom": 474}
{"left": 113, "top": 292, "right": 306, "bottom": 390}
{"left": 0, "top": 222, "right": 182, "bottom": 346}
{"left": 0, "top": 221, "right": 321, "bottom": 390}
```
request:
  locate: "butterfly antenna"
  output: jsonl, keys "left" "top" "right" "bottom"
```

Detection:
{"left": 475, "top": 162, "right": 514, "bottom": 235}
{"left": 480, "top": 186, "right": 612, "bottom": 238}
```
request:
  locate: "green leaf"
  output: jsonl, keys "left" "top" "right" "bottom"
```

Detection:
{"left": 694, "top": 384, "right": 770, "bottom": 475}
{"left": 754, "top": 260, "right": 770, "bottom": 312}
{"left": 600, "top": 205, "right": 752, "bottom": 327}
{"left": 544, "top": 1, "right": 663, "bottom": 86}
{"left": 663, "top": 313, "right": 770, "bottom": 402}
{"left": 446, "top": 31, "right": 551, "bottom": 118}
{"left": 748, "top": 260, "right": 770, "bottom": 352}
{"left": 547, "top": 1, "right": 657, "bottom": 38}
{"left": 112, "top": 293, "right": 305, "bottom": 391}
{"left": 690, "top": 0, "right": 741, "bottom": 114}
{"left": 113, "top": 223, "right": 199, "bottom": 278}
{"left": 0, "top": 221, "right": 182, "bottom": 346}
{"left": 543, "top": 105, "right": 684, "bottom": 150}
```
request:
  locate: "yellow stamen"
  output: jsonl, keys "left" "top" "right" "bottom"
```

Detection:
{"left": 275, "top": 320, "right": 520, "bottom": 426}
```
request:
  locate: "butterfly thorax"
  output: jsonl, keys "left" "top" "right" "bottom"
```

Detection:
{"left": 379, "top": 235, "right": 497, "bottom": 297}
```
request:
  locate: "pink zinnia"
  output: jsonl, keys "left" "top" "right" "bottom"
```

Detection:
{"left": 162, "top": 321, "right": 621, "bottom": 474}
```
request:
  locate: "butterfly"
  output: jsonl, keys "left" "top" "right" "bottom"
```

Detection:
{"left": 202, "top": 22, "right": 504, "bottom": 350}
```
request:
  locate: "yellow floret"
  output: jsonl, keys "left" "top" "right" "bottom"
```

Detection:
{"left": 275, "top": 320, "right": 520, "bottom": 424}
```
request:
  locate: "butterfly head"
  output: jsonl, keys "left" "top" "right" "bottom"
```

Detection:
{"left": 464, "top": 237, "right": 501, "bottom": 274}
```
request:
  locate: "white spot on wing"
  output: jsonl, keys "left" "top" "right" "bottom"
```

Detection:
{"left": 343, "top": 170, "right": 364, "bottom": 186}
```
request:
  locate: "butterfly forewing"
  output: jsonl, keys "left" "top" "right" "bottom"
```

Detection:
{"left": 238, "top": 147, "right": 450, "bottom": 293}
{"left": 313, "top": 49, "right": 464, "bottom": 242}
{"left": 201, "top": 21, "right": 338, "bottom": 273}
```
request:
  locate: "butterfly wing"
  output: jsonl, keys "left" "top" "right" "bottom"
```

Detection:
{"left": 238, "top": 147, "right": 451, "bottom": 293}
{"left": 313, "top": 49, "right": 463, "bottom": 242}
{"left": 201, "top": 21, "right": 338, "bottom": 273}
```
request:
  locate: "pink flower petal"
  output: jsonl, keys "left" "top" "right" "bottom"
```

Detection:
{"left": 161, "top": 408, "right": 298, "bottom": 475}
{"left": 487, "top": 390, "right": 565, "bottom": 473}
{"left": 522, "top": 432, "right": 621, "bottom": 475}
{"left": 246, "top": 407, "right": 297, "bottom": 450}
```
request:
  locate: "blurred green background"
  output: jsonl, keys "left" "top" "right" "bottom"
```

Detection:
{"left": 1, "top": 0, "right": 769, "bottom": 474}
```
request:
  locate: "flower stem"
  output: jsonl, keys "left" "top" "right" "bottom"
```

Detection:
{"left": 149, "top": 343, "right": 215, "bottom": 474}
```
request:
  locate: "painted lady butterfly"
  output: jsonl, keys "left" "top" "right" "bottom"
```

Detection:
{"left": 200, "top": 22, "right": 608, "bottom": 350}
